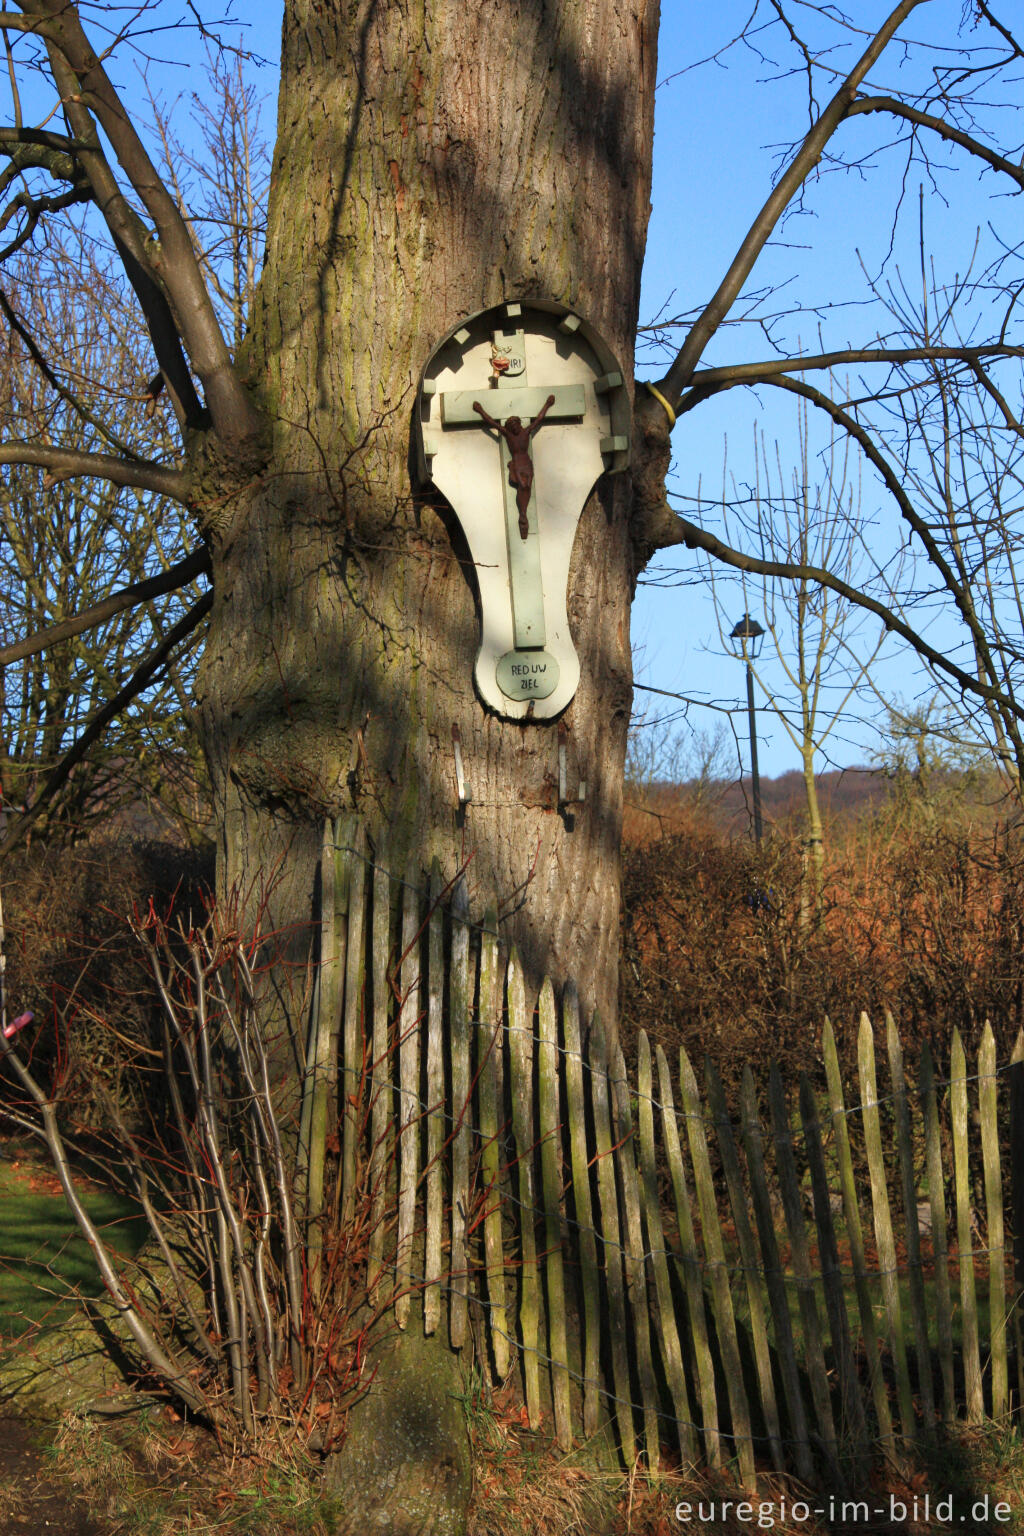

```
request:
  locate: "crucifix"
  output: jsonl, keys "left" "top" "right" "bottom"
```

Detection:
{"left": 418, "top": 301, "right": 630, "bottom": 720}
{"left": 439, "top": 325, "right": 585, "bottom": 656}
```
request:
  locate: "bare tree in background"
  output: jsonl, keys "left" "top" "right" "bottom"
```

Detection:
{"left": 0, "top": 52, "right": 267, "bottom": 845}
{"left": 707, "top": 412, "right": 885, "bottom": 918}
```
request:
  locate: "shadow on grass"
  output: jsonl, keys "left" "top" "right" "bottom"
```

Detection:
{"left": 0, "top": 1157, "right": 147, "bottom": 1337}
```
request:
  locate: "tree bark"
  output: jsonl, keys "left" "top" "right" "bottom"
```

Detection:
{"left": 197, "top": 0, "right": 659, "bottom": 1041}
{"left": 192, "top": 7, "right": 658, "bottom": 1524}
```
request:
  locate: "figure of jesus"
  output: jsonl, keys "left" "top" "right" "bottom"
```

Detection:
{"left": 472, "top": 393, "right": 557, "bottom": 539}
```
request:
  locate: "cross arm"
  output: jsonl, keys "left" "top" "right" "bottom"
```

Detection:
{"left": 440, "top": 384, "right": 585, "bottom": 426}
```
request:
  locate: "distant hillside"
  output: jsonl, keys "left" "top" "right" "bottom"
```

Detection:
{"left": 625, "top": 764, "right": 1015, "bottom": 842}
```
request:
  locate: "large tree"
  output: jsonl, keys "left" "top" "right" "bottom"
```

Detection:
{"left": 5, "top": 0, "right": 1024, "bottom": 1522}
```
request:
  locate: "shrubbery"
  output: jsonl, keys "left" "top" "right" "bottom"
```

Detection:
{"left": 620, "top": 790, "right": 1024, "bottom": 1095}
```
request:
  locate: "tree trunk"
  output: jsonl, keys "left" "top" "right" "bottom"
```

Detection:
{"left": 197, "top": 0, "right": 658, "bottom": 1038}
{"left": 193, "top": 3, "right": 659, "bottom": 1524}
{"left": 800, "top": 743, "right": 824, "bottom": 928}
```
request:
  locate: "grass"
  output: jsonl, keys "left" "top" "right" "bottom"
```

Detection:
{"left": 41, "top": 1410, "right": 350, "bottom": 1536}
{"left": 0, "top": 1148, "right": 148, "bottom": 1335}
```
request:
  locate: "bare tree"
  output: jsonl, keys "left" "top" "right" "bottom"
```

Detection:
{"left": 708, "top": 412, "right": 885, "bottom": 916}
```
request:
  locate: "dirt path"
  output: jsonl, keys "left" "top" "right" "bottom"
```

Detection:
{"left": 0, "top": 1418, "right": 100, "bottom": 1535}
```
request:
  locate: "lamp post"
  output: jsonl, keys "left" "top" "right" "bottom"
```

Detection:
{"left": 730, "top": 613, "right": 766, "bottom": 847}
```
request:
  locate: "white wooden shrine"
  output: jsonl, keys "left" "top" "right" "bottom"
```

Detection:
{"left": 416, "top": 301, "right": 630, "bottom": 721}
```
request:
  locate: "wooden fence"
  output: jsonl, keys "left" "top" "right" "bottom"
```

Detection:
{"left": 307, "top": 827, "right": 1024, "bottom": 1487}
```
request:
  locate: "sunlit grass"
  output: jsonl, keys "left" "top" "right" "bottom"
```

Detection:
{"left": 0, "top": 1155, "right": 147, "bottom": 1334}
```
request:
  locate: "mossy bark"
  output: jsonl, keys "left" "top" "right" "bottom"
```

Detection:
{"left": 196, "top": 0, "right": 658, "bottom": 1035}
{"left": 325, "top": 1326, "right": 471, "bottom": 1536}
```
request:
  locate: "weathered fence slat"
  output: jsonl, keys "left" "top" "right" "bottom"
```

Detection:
{"left": 340, "top": 827, "right": 366, "bottom": 1225}
{"left": 885, "top": 1012, "right": 935, "bottom": 1431}
{"left": 705, "top": 1059, "right": 783, "bottom": 1474}
{"left": 858, "top": 1013, "right": 915, "bottom": 1438}
{"left": 507, "top": 950, "right": 541, "bottom": 1429}
{"left": 395, "top": 866, "right": 421, "bottom": 1328}
{"left": 739, "top": 1066, "right": 813, "bottom": 1486}
{"left": 951, "top": 1026, "right": 984, "bottom": 1423}
{"left": 979, "top": 1021, "right": 1007, "bottom": 1422}
{"left": 590, "top": 1012, "right": 636, "bottom": 1467}
{"left": 448, "top": 876, "right": 471, "bottom": 1350}
{"left": 537, "top": 978, "right": 571, "bottom": 1450}
{"left": 798, "top": 1072, "right": 868, "bottom": 1465}
{"left": 477, "top": 908, "right": 509, "bottom": 1380}
{"left": 682, "top": 1047, "right": 755, "bottom": 1489}
{"left": 367, "top": 862, "right": 392, "bottom": 1294}
{"left": 918, "top": 1040, "right": 956, "bottom": 1421}
{"left": 768, "top": 1064, "right": 839, "bottom": 1475}
{"left": 822, "top": 1020, "right": 893, "bottom": 1452}
{"left": 657, "top": 1044, "right": 720, "bottom": 1469}
{"left": 1010, "top": 1030, "right": 1024, "bottom": 1418}
{"left": 563, "top": 982, "right": 601, "bottom": 1438}
{"left": 613, "top": 1040, "right": 661, "bottom": 1470}
{"left": 319, "top": 858, "right": 1024, "bottom": 1479}
{"left": 639, "top": 1033, "right": 697, "bottom": 1467}
{"left": 299, "top": 819, "right": 345, "bottom": 1252}
{"left": 423, "top": 861, "right": 445, "bottom": 1337}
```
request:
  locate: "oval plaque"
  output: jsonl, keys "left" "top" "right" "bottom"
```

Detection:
{"left": 496, "top": 649, "right": 560, "bottom": 701}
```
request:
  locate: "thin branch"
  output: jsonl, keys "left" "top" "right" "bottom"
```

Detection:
{"left": 33, "top": 42, "right": 205, "bottom": 431}
{"left": 755, "top": 372, "right": 1005, "bottom": 690}
{"left": 0, "top": 589, "right": 211, "bottom": 858}
{"left": 0, "top": 441, "right": 189, "bottom": 499}
{"left": 0, "top": 547, "right": 209, "bottom": 666}
{"left": 0, "top": 1032, "right": 214, "bottom": 1418}
{"left": 25, "top": 0, "right": 263, "bottom": 443}
{"left": 684, "top": 344, "right": 1024, "bottom": 396}
{"left": 0, "top": 282, "right": 146, "bottom": 459}
{"left": 975, "top": 2, "right": 1024, "bottom": 59}
{"left": 657, "top": 505, "right": 1024, "bottom": 720}
{"left": 847, "top": 96, "right": 1024, "bottom": 190}
{"left": 657, "top": 0, "right": 928, "bottom": 403}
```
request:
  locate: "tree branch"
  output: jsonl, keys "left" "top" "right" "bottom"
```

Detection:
{"left": 654, "top": 504, "right": 1024, "bottom": 721}
{"left": 0, "top": 282, "right": 148, "bottom": 459}
{"left": 0, "top": 441, "right": 189, "bottom": 500}
{"left": 0, "top": 548, "right": 209, "bottom": 667}
{"left": 0, "top": 589, "right": 212, "bottom": 859}
{"left": 23, "top": 0, "right": 263, "bottom": 444}
{"left": 847, "top": 96, "right": 1024, "bottom": 189}
{"left": 683, "top": 343, "right": 1024, "bottom": 396}
{"left": 657, "top": 0, "right": 928, "bottom": 404}
{"left": 20, "top": 40, "right": 207, "bottom": 433}
{"left": 753, "top": 372, "right": 1005, "bottom": 691}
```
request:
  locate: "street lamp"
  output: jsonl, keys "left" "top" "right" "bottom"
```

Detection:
{"left": 730, "top": 613, "right": 766, "bottom": 847}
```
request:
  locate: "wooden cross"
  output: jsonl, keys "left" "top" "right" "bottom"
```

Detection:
{"left": 440, "top": 326, "right": 584, "bottom": 651}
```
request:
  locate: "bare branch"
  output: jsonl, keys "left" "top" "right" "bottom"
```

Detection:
{"left": 0, "top": 547, "right": 209, "bottom": 666}
{"left": 0, "top": 281, "right": 148, "bottom": 458}
{"left": 0, "top": 589, "right": 212, "bottom": 859}
{"left": 975, "top": 3, "right": 1024, "bottom": 60}
{"left": 656, "top": 503, "right": 1023, "bottom": 720}
{"left": 658, "top": 0, "right": 928, "bottom": 404}
{"left": 23, "top": 42, "right": 209, "bottom": 433}
{"left": 0, "top": 1031, "right": 213, "bottom": 1418}
{"left": 685, "top": 344, "right": 1024, "bottom": 396}
{"left": 847, "top": 96, "right": 1024, "bottom": 190}
{"left": 0, "top": 440, "right": 189, "bottom": 499}
{"left": 23, "top": 0, "right": 263, "bottom": 444}
{"left": 755, "top": 371, "right": 1004, "bottom": 685}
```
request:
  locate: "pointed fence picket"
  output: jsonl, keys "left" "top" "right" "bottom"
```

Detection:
{"left": 310, "top": 840, "right": 1024, "bottom": 1487}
